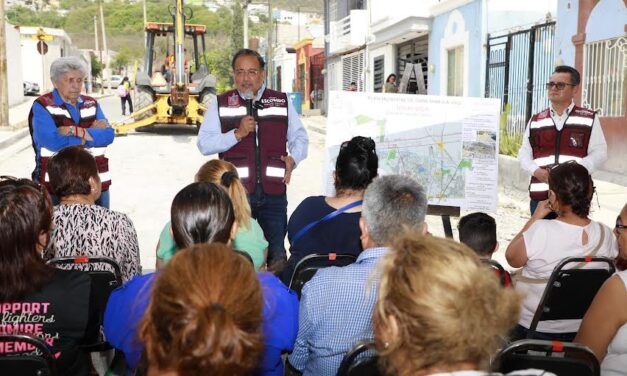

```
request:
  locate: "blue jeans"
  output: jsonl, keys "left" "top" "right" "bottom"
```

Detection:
{"left": 530, "top": 199, "right": 557, "bottom": 219}
{"left": 249, "top": 185, "right": 287, "bottom": 265}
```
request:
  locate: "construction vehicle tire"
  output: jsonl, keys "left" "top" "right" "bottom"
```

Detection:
{"left": 134, "top": 88, "right": 156, "bottom": 132}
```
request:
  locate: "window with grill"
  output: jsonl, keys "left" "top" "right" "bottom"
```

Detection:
{"left": 342, "top": 51, "right": 364, "bottom": 91}
{"left": 447, "top": 46, "right": 464, "bottom": 97}
{"left": 373, "top": 55, "right": 384, "bottom": 93}
{"left": 583, "top": 37, "right": 626, "bottom": 117}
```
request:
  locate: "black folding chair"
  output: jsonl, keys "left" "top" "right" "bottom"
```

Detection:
{"left": 47, "top": 256, "right": 123, "bottom": 351}
{"left": 526, "top": 256, "right": 615, "bottom": 340}
{"left": 482, "top": 259, "right": 512, "bottom": 287}
{"left": 336, "top": 340, "right": 380, "bottom": 376}
{"left": 288, "top": 253, "right": 357, "bottom": 298}
{"left": 0, "top": 333, "right": 57, "bottom": 376}
{"left": 494, "top": 339, "right": 600, "bottom": 376}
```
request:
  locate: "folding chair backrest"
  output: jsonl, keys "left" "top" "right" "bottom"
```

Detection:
{"left": 47, "top": 256, "right": 123, "bottom": 351}
{"left": 336, "top": 340, "right": 380, "bottom": 376}
{"left": 0, "top": 334, "right": 56, "bottom": 376}
{"left": 528, "top": 257, "right": 615, "bottom": 338}
{"left": 288, "top": 253, "right": 357, "bottom": 298}
{"left": 482, "top": 259, "right": 511, "bottom": 287}
{"left": 494, "top": 339, "right": 599, "bottom": 376}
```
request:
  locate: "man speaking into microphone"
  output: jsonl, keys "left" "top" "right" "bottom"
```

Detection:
{"left": 197, "top": 48, "right": 309, "bottom": 267}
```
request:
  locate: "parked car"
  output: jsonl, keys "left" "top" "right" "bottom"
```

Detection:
{"left": 103, "top": 75, "right": 123, "bottom": 89}
{"left": 23, "top": 81, "right": 40, "bottom": 96}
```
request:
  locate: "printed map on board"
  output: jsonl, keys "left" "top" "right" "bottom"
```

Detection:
{"left": 325, "top": 91, "right": 500, "bottom": 211}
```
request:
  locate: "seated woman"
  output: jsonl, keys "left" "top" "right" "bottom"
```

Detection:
{"left": 374, "top": 234, "right": 540, "bottom": 376}
{"left": 0, "top": 177, "right": 98, "bottom": 375}
{"left": 46, "top": 145, "right": 142, "bottom": 282}
{"left": 506, "top": 161, "right": 617, "bottom": 340}
{"left": 104, "top": 182, "right": 298, "bottom": 376}
{"left": 140, "top": 243, "right": 264, "bottom": 376}
{"left": 156, "top": 159, "right": 268, "bottom": 270}
{"left": 280, "top": 136, "right": 378, "bottom": 284}
{"left": 576, "top": 203, "right": 627, "bottom": 376}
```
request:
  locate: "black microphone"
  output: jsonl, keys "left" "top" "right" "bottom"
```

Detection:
{"left": 243, "top": 90, "right": 254, "bottom": 117}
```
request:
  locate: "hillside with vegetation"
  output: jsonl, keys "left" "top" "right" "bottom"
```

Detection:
{"left": 7, "top": 0, "right": 322, "bottom": 90}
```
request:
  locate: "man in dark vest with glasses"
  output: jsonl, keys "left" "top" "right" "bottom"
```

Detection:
{"left": 518, "top": 65, "right": 607, "bottom": 215}
{"left": 197, "top": 48, "right": 309, "bottom": 267}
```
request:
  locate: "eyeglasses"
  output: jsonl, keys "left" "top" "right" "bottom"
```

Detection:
{"left": 545, "top": 81, "right": 576, "bottom": 90}
{"left": 615, "top": 216, "right": 627, "bottom": 234}
{"left": 234, "top": 69, "right": 260, "bottom": 77}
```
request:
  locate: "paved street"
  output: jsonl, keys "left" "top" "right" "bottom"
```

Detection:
{"left": 1, "top": 94, "right": 624, "bottom": 272}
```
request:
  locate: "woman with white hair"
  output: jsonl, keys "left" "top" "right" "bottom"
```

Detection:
{"left": 28, "top": 55, "right": 114, "bottom": 208}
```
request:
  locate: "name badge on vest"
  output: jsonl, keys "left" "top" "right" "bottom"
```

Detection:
{"left": 569, "top": 132, "right": 585, "bottom": 148}
{"left": 266, "top": 166, "right": 285, "bottom": 178}
{"left": 228, "top": 93, "right": 239, "bottom": 107}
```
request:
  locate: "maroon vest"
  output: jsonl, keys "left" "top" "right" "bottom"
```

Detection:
{"left": 28, "top": 92, "right": 111, "bottom": 191}
{"left": 527, "top": 105, "right": 595, "bottom": 200}
{"left": 217, "top": 89, "right": 288, "bottom": 195}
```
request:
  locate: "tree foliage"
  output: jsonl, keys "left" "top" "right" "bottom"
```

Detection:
{"left": 231, "top": 0, "right": 244, "bottom": 53}
{"left": 91, "top": 54, "right": 103, "bottom": 78}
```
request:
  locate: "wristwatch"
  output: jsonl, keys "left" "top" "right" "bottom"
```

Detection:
{"left": 68, "top": 125, "right": 74, "bottom": 136}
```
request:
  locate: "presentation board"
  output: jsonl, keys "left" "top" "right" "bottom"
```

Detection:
{"left": 324, "top": 91, "right": 501, "bottom": 213}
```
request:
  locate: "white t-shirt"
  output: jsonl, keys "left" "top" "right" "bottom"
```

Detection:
{"left": 601, "top": 270, "right": 627, "bottom": 376}
{"left": 516, "top": 219, "right": 618, "bottom": 332}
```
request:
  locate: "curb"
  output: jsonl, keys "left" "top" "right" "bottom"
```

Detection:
{"left": 307, "top": 125, "right": 326, "bottom": 136}
{"left": 0, "top": 127, "right": 30, "bottom": 150}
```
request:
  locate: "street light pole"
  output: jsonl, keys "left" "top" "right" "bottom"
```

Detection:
{"left": 99, "top": 0, "right": 109, "bottom": 94}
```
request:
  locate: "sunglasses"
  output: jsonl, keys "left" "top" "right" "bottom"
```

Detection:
{"left": 545, "top": 81, "right": 576, "bottom": 90}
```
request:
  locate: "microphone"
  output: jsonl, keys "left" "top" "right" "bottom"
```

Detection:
{"left": 243, "top": 90, "right": 255, "bottom": 117}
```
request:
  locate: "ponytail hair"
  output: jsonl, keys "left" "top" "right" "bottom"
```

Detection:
{"left": 196, "top": 159, "right": 252, "bottom": 229}
{"left": 140, "top": 243, "right": 264, "bottom": 376}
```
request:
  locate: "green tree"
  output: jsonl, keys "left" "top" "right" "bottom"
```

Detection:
{"left": 111, "top": 47, "right": 133, "bottom": 73}
{"left": 231, "top": 0, "right": 243, "bottom": 52}
{"left": 91, "top": 54, "right": 103, "bottom": 78}
{"left": 206, "top": 47, "right": 232, "bottom": 93}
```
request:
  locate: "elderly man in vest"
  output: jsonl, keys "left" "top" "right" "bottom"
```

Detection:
{"left": 29, "top": 56, "right": 114, "bottom": 208}
{"left": 197, "top": 48, "right": 309, "bottom": 267}
{"left": 518, "top": 65, "right": 607, "bottom": 215}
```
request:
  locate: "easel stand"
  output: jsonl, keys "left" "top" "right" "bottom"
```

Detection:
{"left": 427, "top": 205, "right": 460, "bottom": 239}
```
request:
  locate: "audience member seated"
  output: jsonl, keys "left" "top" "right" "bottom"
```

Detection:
{"left": 280, "top": 136, "right": 378, "bottom": 284}
{"left": 140, "top": 243, "right": 263, "bottom": 376}
{"left": 104, "top": 182, "right": 298, "bottom": 376}
{"left": 288, "top": 174, "right": 427, "bottom": 376}
{"left": 156, "top": 159, "right": 268, "bottom": 270}
{"left": 0, "top": 176, "right": 98, "bottom": 375}
{"left": 374, "top": 234, "right": 552, "bottom": 376}
{"left": 506, "top": 161, "right": 617, "bottom": 340}
{"left": 458, "top": 212, "right": 511, "bottom": 286}
{"left": 576, "top": 202, "right": 627, "bottom": 376}
{"left": 45, "top": 145, "right": 142, "bottom": 282}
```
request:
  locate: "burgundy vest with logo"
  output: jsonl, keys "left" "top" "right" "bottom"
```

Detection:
{"left": 28, "top": 92, "right": 111, "bottom": 191}
{"left": 527, "top": 105, "right": 595, "bottom": 200}
{"left": 217, "top": 88, "right": 288, "bottom": 195}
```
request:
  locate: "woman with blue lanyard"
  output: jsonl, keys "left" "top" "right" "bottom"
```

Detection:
{"left": 280, "top": 136, "right": 379, "bottom": 284}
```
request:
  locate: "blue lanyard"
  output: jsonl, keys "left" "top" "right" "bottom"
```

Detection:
{"left": 291, "top": 200, "right": 363, "bottom": 245}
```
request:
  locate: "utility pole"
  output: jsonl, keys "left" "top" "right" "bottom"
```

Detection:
{"left": 266, "top": 0, "right": 272, "bottom": 89}
{"left": 243, "top": 1, "right": 249, "bottom": 48}
{"left": 143, "top": 0, "right": 147, "bottom": 46}
{"left": 0, "top": 0, "right": 9, "bottom": 128}
{"left": 99, "top": 0, "right": 109, "bottom": 94}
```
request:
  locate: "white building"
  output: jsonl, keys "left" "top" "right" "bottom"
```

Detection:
{"left": 5, "top": 21, "right": 24, "bottom": 106}
{"left": 273, "top": 45, "right": 297, "bottom": 93}
{"left": 19, "top": 26, "right": 76, "bottom": 93}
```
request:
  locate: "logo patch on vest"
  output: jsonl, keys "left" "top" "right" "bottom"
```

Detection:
{"left": 260, "top": 97, "right": 286, "bottom": 105}
{"left": 228, "top": 93, "right": 239, "bottom": 107}
{"left": 569, "top": 132, "right": 585, "bottom": 148}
